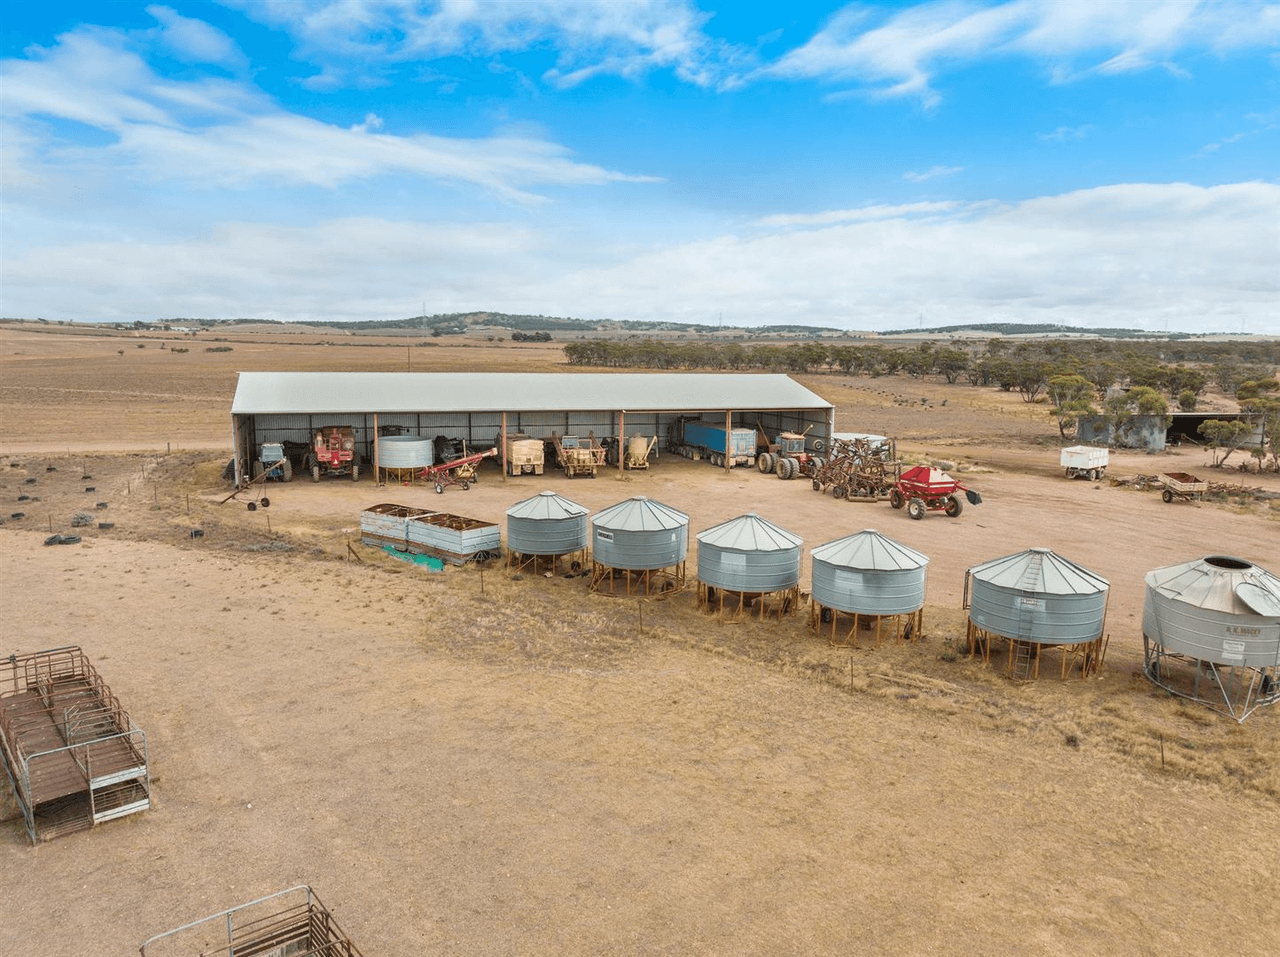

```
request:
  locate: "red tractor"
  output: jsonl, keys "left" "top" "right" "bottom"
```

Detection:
{"left": 307, "top": 426, "right": 360, "bottom": 482}
{"left": 889, "top": 465, "right": 981, "bottom": 519}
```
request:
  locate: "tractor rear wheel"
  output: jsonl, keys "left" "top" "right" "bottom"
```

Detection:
{"left": 282, "top": 460, "right": 293, "bottom": 482}
{"left": 757, "top": 453, "right": 771, "bottom": 473}
{"left": 312, "top": 465, "right": 321, "bottom": 482}
{"left": 775, "top": 456, "right": 787, "bottom": 478}
{"left": 889, "top": 488, "right": 904, "bottom": 509}
{"left": 907, "top": 498, "right": 925, "bottom": 520}
{"left": 945, "top": 494, "right": 964, "bottom": 517}
{"left": 351, "top": 463, "right": 359, "bottom": 482}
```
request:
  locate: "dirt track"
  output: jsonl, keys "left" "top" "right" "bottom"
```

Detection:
{"left": 1, "top": 325, "right": 1277, "bottom": 956}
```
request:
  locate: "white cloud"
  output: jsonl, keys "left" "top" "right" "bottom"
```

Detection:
{"left": 903, "top": 165, "right": 962, "bottom": 182}
{"left": 222, "top": 0, "right": 742, "bottom": 91}
{"left": 0, "top": 25, "right": 657, "bottom": 203}
{"left": 765, "top": 0, "right": 1280, "bottom": 106}
{"left": 5, "top": 183, "right": 1276, "bottom": 333}
{"left": 1038, "top": 124, "right": 1092, "bottom": 142}
{"left": 145, "top": 5, "right": 248, "bottom": 69}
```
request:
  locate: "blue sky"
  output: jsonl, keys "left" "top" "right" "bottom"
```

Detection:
{"left": 2, "top": 1, "right": 1277, "bottom": 333}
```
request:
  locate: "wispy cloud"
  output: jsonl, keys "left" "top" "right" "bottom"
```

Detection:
{"left": 222, "top": 0, "right": 745, "bottom": 91}
{"left": 903, "top": 165, "right": 962, "bottom": 182}
{"left": 765, "top": 0, "right": 1280, "bottom": 106}
{"left": 1198, "top": 111, "right": 1278, "bottom": 154}
{"left": 0, "top": 21, "right": 658, "bottom": 203}
{"left": 1038, "top": 124, "right": 1093, "bottom": 142}
{"left": 754, "top": 201, "right": 961, "bottom": 228}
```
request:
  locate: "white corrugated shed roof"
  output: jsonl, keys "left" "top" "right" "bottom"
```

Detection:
{"left": 811, "top": 529, "right": 928, "bottom": 570}
{"left": 696, "top": 512, "right": 802, "bottom": 551}
{"left": 232, "top": 372, "right": 832, "bottom": 415}
{"left": 1145, "top": 556, "right": 1280, "bottom": 617}
{"left": 592, "top": 496, "right": 688, "bottom": 531}
{"left": 505, "top": 490, "right": 589, "bottom": 520}
{"left": 968, "top": 547, "right": 1108, "bottom": 595}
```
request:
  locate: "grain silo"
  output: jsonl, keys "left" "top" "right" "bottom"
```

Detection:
{"left": 506, "top": 491, "right": 590, "bottom": 575}
{"left": 1143, "top": 555, "right": 1280, "bottom": 722}
{"left": 695, "top": 513, "right": 802, "bottom": 619}
{"left": 809, "top": 529, "right": 928, "bottom": 647}
{"left": 589, "top": 496, "right": 688, "bottom": 596}
{"left": 964, "top": 548, "right": 1109, "bottom": 680}
{"left": 377, "top": 435, "right": 434, "bottom": 484}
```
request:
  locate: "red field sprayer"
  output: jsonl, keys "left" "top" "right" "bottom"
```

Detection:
{"left": 889, "top": 465, "right": 983, "bottom": 520}
{"left": 419, "top": 447, "right": 498, "bottom": 494}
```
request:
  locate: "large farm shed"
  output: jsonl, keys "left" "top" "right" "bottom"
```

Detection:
{"left": 229, "top": 372, "right": 834, "bottom": 484}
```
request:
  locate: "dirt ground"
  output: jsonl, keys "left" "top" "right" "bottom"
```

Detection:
{"left": 1, "top": 324, "right": 1278, "bottom": 956}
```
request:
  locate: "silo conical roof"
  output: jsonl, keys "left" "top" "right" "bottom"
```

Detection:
{"left": 697, "top": 512, "right": 801, "bottom": 551}
{"left": 1145, "top": 555, "right": 1280, "bottom": 615}
{"left": 593, "top": 496, "right": 688, "bottom": 531}
{"left": 968, "top": 547, "right": 1107, "bottom": 595}
{"left": 811, "top": 529, "right": 928, "bottom": 571}
{"left": 506, "top": 490, "right": 589, "bottom": 521}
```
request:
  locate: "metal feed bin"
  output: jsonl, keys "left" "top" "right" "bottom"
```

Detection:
{"left": 810, "top": 529, "right": 928, "bottom": 646}
{"left": 506, "top": 490, "right": 589, "bottom": 574}
{"left": 696, "top": 512, "right": 802, "bottom": 619}
{"left": 379, "top": 435, "right": 433, "bottom": 483}
{"left": 964, "top": 547, "right": 1109, "bottom": 680}
{"left": 590, "top": 496, "right": 688, "bottom": 596}
{"left": 1143, "top": 554, "right": 1280, "bottom": 721}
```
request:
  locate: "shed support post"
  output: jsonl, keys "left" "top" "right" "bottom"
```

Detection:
{"left": 618, "top": 411, "right": 625, "bottom": 476}
{"left": 500, "top": 412, "right": 508, "bottom": 481}
{"left": 373, "top": 413, "right": 380, "bottom": 485}
{"left": 724, "top": 409, "right": 731, "bottom": 472}
{"left": 230, "top": 416, "right": 243, "bottom": 486}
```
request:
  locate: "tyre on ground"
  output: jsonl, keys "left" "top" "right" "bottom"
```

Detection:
{"left": 945, "top": 494, "right": 963, "bottom": 517}
{"left": 907, "top": 498, "right": 926, "bottom": 520}
{"left": 889, "top": 488, "right": 905, "bottom": 509}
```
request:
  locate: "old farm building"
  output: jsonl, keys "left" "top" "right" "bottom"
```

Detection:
{"left": 228, "top": 372, "right": 834, "bottom": 484}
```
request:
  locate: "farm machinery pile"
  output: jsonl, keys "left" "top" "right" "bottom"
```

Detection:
{"left": 756, "top": 426, "right": 826, "bottom": 481}
{"left": 549, "top": 432, "right": 606, "bottom": 478}
{"left": 809, "top": 436, "right": 900, "bottom": 500}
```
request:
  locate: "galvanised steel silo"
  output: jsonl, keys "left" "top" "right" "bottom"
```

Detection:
{"left": 696, "top": 513, "right": 802, "bottom": 618}
{"left": 697, "top": 513, "right": 801, "bottom": 592}
{"left": 966, "top": 548, "right": 1108, "bottom": 644}
{"left": 378, "top": 435, "right": 434, "bottom": 469}
{"left": 965, "top": 548, "right": 1109, "bottom": 679}
{"left": 590, "top": 496, "right": 688, "bottom": 595}
{"left": 811, "top": 529, "right": 928, "bottom": 616}
{"left": 1143, "top": 555, "right": 1280, "bottom": 721}
{"left": 809, "top": 529, "right": 928, "bottom": 646}
{"left": 506, "top": 491, "right": 589, "bottom": 573}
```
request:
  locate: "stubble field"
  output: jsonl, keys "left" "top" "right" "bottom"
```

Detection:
{"left": 1, "top": 324, "right": 1277, "bottom": 956}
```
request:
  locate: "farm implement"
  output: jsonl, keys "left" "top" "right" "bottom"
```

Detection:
{"left": 889, "top": 465, "right": 982, "bottom": 520}
{"left": 810, "top": 436, "right": 900, "bottom": 501}
{"left": 420, "top": 447, "right": 498, "bottom": 493}
{"left": 1157, "top": 471, "right": 1208, "bottom": 504}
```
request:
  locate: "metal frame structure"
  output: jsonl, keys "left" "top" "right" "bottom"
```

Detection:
{"left": 0, "top": 646, "right": 150, "bottom": 843}
{"left": 810, "top": 604, "right": 924, "bottom": 649}
{"left": 699, "top": 581, "right": 799, "bottom": 621}
{"left": 140, "top": 885, "right": 364, "bottom": 957}
{"left": 589, "top": 560, "right": 686, "bottom": 597}
{"left": 1143, "top": 637, "right": 1279, "bottom": 722}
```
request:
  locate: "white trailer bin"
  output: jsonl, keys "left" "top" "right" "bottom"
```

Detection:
{"left": 1060, "top": 446, "right": 1109, "bottom": 480}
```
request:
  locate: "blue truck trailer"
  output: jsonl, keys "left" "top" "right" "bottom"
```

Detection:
{"left": 670, "top": 417, "right": 757, "bottom": 468}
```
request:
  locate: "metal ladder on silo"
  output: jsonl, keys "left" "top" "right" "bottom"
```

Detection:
{"left": 1010, "top": 555, "right": 1043, "bottom": 680}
